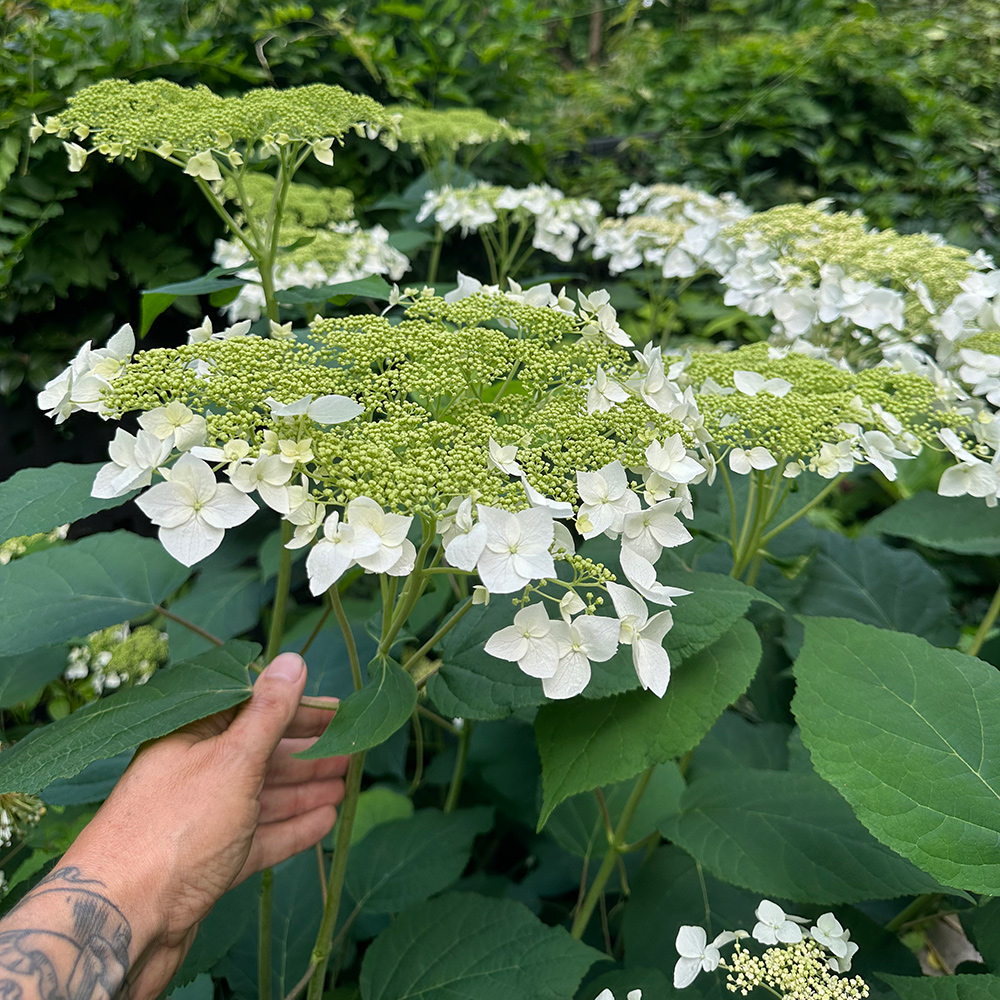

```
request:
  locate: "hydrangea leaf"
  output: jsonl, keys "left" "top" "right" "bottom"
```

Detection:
{"left": 360, "top": 893, "right": 600, "bottom": 1000}
{"left": 793, "top": 616, "right": 1000, "bottom": 894}
{"left": 140, "top": 267, "right": 245, "bottom": 337}
{"left": 350, "top": 786, "right": 414, "bottom": 847}
{"left": 880, "top": 976, "right": 1000, "bottom": 1000}
{"left": 867, "top": 492, "right": 1000, "bottom": 555}
{"left": 0, "top": 639, "right": 257, "bottom": 793}
{"left": 660, "top": 767, "right": 949, "bottom": 903}
{"left": 428, "top": 602, "right": 548, "bottom": 721}
{"left": 0, "top": 645, "right": 70, "bottom": 709}
{"left": 296, "top": 656, "right": 416, "bottom": 758}
{"left": 0, "top": 462, "right": 137, "bottom": 541}
{"left": 535, "top": 618, "right": 761, "bottom": 828}
{"left": 345, "top": 807, "right": 494, "bottom": 915}
{"left": 0, "top": 531, "right": 190, "bottom": 656}
{"left": 792, "top": 534, "right": 957, "bottom": 645}
{"left": 275, "top": 275, "right": 393, "bottom": 305}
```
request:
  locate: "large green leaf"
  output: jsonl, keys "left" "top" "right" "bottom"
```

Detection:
{"left": 793, "top": 617, "right": 1000, "bottom": 894}
{"left": 535, "top": 618, "right": 761, "bottom": 827}
{"left": 660, "top": 767, "right": 947, "bottom": 903}
{"left": 0, "top": 463, "right": 136, "bottom": 542}
{"left": 0, "top": 640, "right": 256, "bottom": 793}
{"left": 360, "top": 893, "right": 600, "bottom": 1000}
{"left": 792, "top": 533, "right": 957, "bottom": 645}
{"left": 867, "top": 493, "right": 1000, "bottom": 555}
{"left": 428, "top": 601, "right": 547, "bottom": 720}
{"left": 345, "top": 807, "right": 494, "bottom": 915}
{"left": 275, "top": 275, "right": 392, "bottom": 305}
{"left": 165, "top": 567, "right": 264, "bottom": 660}
{"left": 350, "top": 786, "right": 414, "bottom": 846}
{"left": 880, "top": 977, "right": 1000, "bottom": 1000}
{"left": 0, "top": 645, "right": 69, "bottom": 708}
{"left": 296, "top": 656, "right": 416, "bottom": 758}
{"left": 140, "top": 266, "right": 246, "bottom": 336}
{"left": 0, "top": 531, "right": 190, "bottom": 656}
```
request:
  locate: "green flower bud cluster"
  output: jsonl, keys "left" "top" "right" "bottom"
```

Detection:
{"left": 0, "top": 525, "right": 68, "bottom": 565}
{"left": 226, "top": 173, "right": 354, "bottom": 230}
{"left": 64, "top": 622, "right": 168, "bottom": 698}
{"left": 0, "top": 793, "right": 45, "bottom": 849}
{"left": 101, "top": 291, "right": 691, "bottom": 516}
{"left": 725, "top": 938, "right": 869, "bottom": 999}
{"left": 41, "top": 78, "right": 395, "bottom": 161}
{"left": 389, "top": 105, "right": 529, "bottom": 152}
{"left": 679, "top": 342, "right": 967, "bottom": 468}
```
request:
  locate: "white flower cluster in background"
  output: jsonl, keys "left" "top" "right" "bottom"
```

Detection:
{"left": 590, "top": 182, "right": 750, "bottom": 279}
{"left": 417, "top": 182, "right": 602, "bottom": 262}
{"left": 674, "top": 900, "right": 868, "bottom": 997}
{"left": 213, "top": 222, "right": 409, "bottom": 322}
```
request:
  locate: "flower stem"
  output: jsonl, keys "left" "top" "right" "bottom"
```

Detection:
{"left": 402, "top": 597, "right": 473, "bottom": 672}
{"left": 154, "top": 605, "right": 224, "bottom": 647}
{"left": 968, "top": 579, "right": 1000, "bottom": 657}
{"left": 443, "top": 722, "right": 472, "bottom": 812}
{"left": 570, "top": 767, "right": 653, "bottom": 939}
{"left": 886, "top": 893, "right": 940, "bottom": 934}
{"left": 759, "top": 474, "right": 844, "bottom": 546}
{"left": 265, "top": 521, "right": 294, "bottom": 663}
{"left": 427, "top": 224, "right": 444, "bottom": 285}
{"left": 305, "top": 750, "right": 366, "bottom": 1000}
{"left": 328, "top": 585, "right": 362, "bottom": 692}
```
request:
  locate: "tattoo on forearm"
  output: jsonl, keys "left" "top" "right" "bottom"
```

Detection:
{"left": 0, "top": 867, "right": 132, "bottom": 1000}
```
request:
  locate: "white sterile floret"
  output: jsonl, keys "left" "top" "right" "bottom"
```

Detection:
{"left": 487, "top": 437, "right": 523, "bottom": 476}
{"left": 265, "top": 393, "right": 363, "bottom": 424}
{"left": 63, "top": 141, "right": 90, "bottom": 172}
{"left": 559, "top": 591, "right": 586, "bottom": 622}
{"left": 138, "top": 401, "right": 207, "bottom": 452}
{"left": 183, "top": 150, "right": 222, "bottom": 182}
{"left": 587, "top": 366, "right": 630, "bottom": 414}
{"left": 190, "top": 439, "right": 251, "bottom": 473}
{"left": 187, "top": 317, "right": 214, "bottom": 343}
{"left": 92, "top": 428, "right": 174, "bottom": 499}
{"left": 229, "top": 454, "right": 296, "bottom": 513}
{"left": 607, "top": 582, "right": 674, "bottom": 696}
{"left": 858, "top": 430, "right": 910, "bottom": 481}
{"left": 938, "top": 428, "right": 1000, "bottom": 501}
{"left": 592, "top": 990, "right": 641, "bottom": 1000}
{"left": 284, "top": 499, "right": 326, "bottom": 550}
{"left": 621, "top": 498, "right": 692, "bottom": 563}
{"left": 476, "top": 505, "right": 556, "bottom": 593}
{"left": 620, "top": 547, "right": 692, "bottom": 606}
{"left": 521, "top": 477, "right": 574, "bottom": 518}
{"left": 577, "top": 461, "right": 641, "bottom": 538}
{"left": 346, "top": 497, "right": 415, "bottom": 575}
{"left": 752, "top": 899, "right": 808, "bottom": 945}
{"left": 483, "top": 602, "right": 560, "bottom": 679}
{"left": 729, "top": 446, "right": 777, "bottom": 474}
{"left": 809, "top": 913, "right": 853, "bottom": 960}
{"left": 733, "top": 370, "right": 792, "bottom": 398}
{"left": 545, "top": 614, "right": 620, "bottom": 699}
{"left": 442, "top": 497, "right": 488, "bottom": 571}
{"left": 269, "top": 320, "right": 296, "bottom": 340}
{"left": 644, "top": 435, "right": 705, "bottom": 492}
{"left": 135, "top": 454, "right": 257, "bottom": 566}
{"left": 674, "top": 926, "right": 735, "bottom": 989}
{"left": 305, "top": 510, "right": 381, "bottom": 594}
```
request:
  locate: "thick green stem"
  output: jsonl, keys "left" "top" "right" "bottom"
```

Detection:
{"left": 259, "top": 867, "right": 274, "bottom": 1000}
{"left": 305, "top": 751, "right": 366, "bottom": 1000}
{"left": 759, "top": 474, "right": 844, "bottom": 546}
{"left": 443, "top": 722, "right": 472, "bottom": 812}
{"left": 265, "top": 521, "right": 294, "bottom": 663}
{"left": 402, "top": 597, "right": 473, "bottom": 672}
{"left": 427, "top": 224, "right": 444, "bottom": 285}
{"left": 570, "top": 768, "right": 653, "bottom": 939}
{"left": 969, "top": 580, "right": 1000, "bottom": 657}
{"left": 886, "top": 893, "right": 940, "bottom": 934}
{"left": 328, "top": 585, "right": 362, "bottom": 691}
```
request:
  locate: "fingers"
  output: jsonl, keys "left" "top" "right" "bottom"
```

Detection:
{"left": 265, "top": 741, "right": 350, "bottom": 785}
{"left": 224, "top": 653, "right": 308, "bottom": 770}
{"left": 242, "top": 805, "right": 338, "bottom": 877}
{"left": 258, "top": 778, "right": 345, "bottom": 824}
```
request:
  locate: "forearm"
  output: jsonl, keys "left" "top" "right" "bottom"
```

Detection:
{"left": 0, "top": 862, "right": 167, "bottom": 1000}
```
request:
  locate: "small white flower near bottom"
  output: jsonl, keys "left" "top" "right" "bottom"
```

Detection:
{"left": 674, "top": 926, "right": 735, "bottom": 988}
{"left": 752, "top": 899, "right": 809, "bottom": 945}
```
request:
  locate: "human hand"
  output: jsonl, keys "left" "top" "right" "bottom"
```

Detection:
{"left": 36, "top": 652, "right": 346, "bottom": 999}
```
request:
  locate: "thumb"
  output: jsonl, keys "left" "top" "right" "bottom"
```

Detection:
{"left": 224, "top": 652, "right": 307, "bottom": 768}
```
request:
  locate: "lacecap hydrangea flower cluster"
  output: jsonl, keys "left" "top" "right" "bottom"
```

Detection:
{"left": 38, "top": 279, "right": 1000, "bottom": 699}
{"left": 675, "top": 899, "right": 869, "bottom": 999}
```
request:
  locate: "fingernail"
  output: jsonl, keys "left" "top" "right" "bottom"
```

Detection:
{"left": 266, "top": 653, "right": 305, "bottom": 682}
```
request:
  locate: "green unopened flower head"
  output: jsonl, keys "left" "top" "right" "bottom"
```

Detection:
{"left": 389, "top": 105, "right": 529, "bottom": 152}
{"left": 726, "top": 938, "right": 869, "bottom": 999}
{"left": 226, "top": 173, "right": 354, "bottom": 229}
{"left": 41, "top": 78, "right": 396, "bottom": 163}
